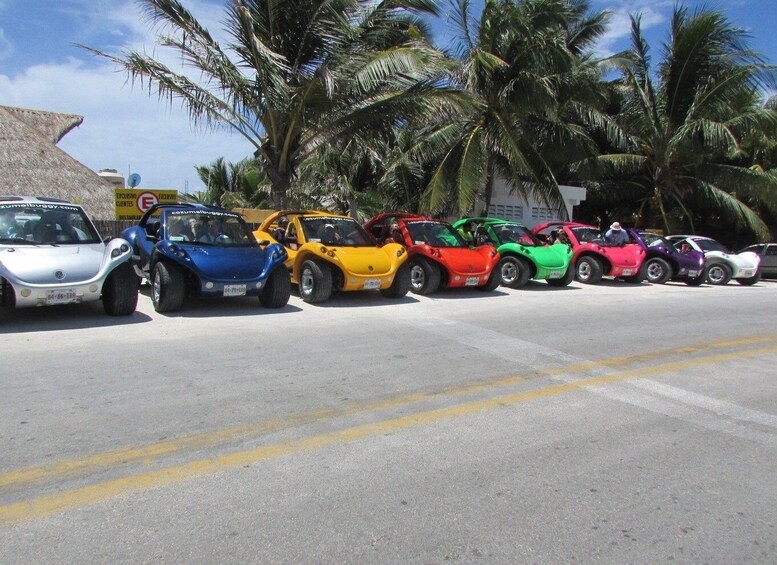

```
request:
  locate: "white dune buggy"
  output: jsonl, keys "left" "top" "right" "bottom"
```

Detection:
{"left": 666, "top": 235, "right": 761, "bottom": 286}
{"left": 0, "top": 196, "right": 138, "bottom": 318}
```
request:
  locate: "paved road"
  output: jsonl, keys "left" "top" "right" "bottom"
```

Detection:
{"left": 1, "top": 278, "right": 777, "bottom": 563}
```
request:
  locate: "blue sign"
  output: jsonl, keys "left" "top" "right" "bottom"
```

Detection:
{"left": 128, "top": 173, "right": 141, "bottom": 188}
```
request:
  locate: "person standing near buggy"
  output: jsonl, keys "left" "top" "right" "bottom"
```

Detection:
{"left": 605, "top": 222, "right": 629, "bottom": 246}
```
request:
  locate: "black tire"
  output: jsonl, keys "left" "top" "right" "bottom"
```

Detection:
{"left": 298, "top": 259, "right": 333, "bottom": 303}
{"left": 0, "top": 277, "right": 15, "bottom": 321}
{"left": 546, "top": 265, "right": 575, "bottom": 287}
{"left": 259, "top": 267, "right": 291, "bottom": 308}
{"left": 479, "top": 265, "right": 503, "bottom": 292}
{"left": 152, "top": 262, "right": 186, "bottom": 312}
{"left": 408, "top": 257, "right": 441, "bottom": 295}
{"left": 576, "top": 256, "right": 603, "bottom": 284}
{"left": 498, "top": 255, "right": 531, "bottom": 288}
{"left": 102, "top": 262, "right": 139, "bottom": 316}
{"left": 684, "top": 273, "right": 705, "bottom": 286}
{"left": 644, "top": 257, "right": 672, "bottom": 284}
{"left": 621, "top": 262, "right": 646, "bottom": 284}
{"left": 381, "top": 263, "right": 411, "bottom": 298}
{"left": 736, "top": 270, "right": 761, "bottom": 286}
{"left": 705, "top": 263, "right": 732, "bottom": 286}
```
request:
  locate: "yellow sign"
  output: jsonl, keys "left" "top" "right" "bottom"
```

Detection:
{"left": 114, "top": 189, "right": 178, "bottom": 220}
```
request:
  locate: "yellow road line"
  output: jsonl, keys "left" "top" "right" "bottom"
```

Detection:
{"left": 1, "top": 334, "right": 775, "bottom": 491}
{"left": 2, "top": 341, "right": 776, "bottom": 527}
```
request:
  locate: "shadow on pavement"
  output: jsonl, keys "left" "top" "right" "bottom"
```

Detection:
{"left": 508, "top": 281, "right": 579, "bottom": 291}
{"left": 138, "top": 286, "right": 304, "bottom": 318}
{"left": 298, "top": 289, "right": 420, "bottom": 308}
{"left": 0, "top": 303, "right": 152, "bottom": 334}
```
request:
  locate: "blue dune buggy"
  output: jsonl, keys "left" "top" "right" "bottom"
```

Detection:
{"left": 122, "top": 203, "right": 290, "bottom": 312}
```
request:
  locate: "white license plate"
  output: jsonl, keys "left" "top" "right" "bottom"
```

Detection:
{"left": 548, "top": 270, "right": 561, "bottom": 279}
{"left": 688, "top": 270, "right": 699, "bottom": 277}
{"left": 622, "top": 269, "right": 633, "bottom": 276}
{"left": 363, "top": 278, "right": 381, "bottom": 289}
{"left": 465, "top": 276, "right": 480, "bottom": 286}
{"left": 223, "top": 284, "right": 247, "bottom": 297}
{"left": 46, "top": 289, "right": 78, "bottom": 305}
{"left": 741, "top": 270, "right": 755, "bottom": 277}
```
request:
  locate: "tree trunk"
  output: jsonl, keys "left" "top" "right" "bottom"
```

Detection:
{"left": 481, "top": 159, "right": 495, "bottom": 216}
{"left": 271, "top": 175, "right": 289, "bottom": 210}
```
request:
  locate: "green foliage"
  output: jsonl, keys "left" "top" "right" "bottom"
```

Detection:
{"left": 183, "top": 157, "right": 273, "bottom": 208}
{"left": 84, "top": 0, "right": 457, "bottom": 208}
{"left": 584, "top": 6, "right": 777, "bottom": 240}
{"left": 423, "top": 0, "right": 614, "bottom": 216}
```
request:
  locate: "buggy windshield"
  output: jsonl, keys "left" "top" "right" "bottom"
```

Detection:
{"left": 493, "top": 223, "right": 542, "bottom": 246}
{"left": 0, "top": 204, "right": 100, "bottom": 244}
{"left": 166, "top": 211, "right": 256, "bottom": 246}
{"left": 640, "top": 232, "right": 678, "bottom": 251}
{"left": 695, "top": 238, "right": 729, "bottom": 253}
{"left": 406, "top": 221, "right": 467, "bottom": 247}
{"left": 570, "top": 227, "right": 604, "bottom": 244}
{"left": 300, "top": 217, "right": 373, "bottom": 246}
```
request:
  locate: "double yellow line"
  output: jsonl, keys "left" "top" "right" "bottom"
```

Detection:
{"left": 2, "top": 335, "right": 776, "bottom": 526}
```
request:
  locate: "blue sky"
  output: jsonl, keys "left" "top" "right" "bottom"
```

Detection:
{"left": 1, "top": 0, "right": 775, "bottom": 193}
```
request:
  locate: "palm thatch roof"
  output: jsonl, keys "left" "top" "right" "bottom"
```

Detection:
{"left": 0, "top": 105, "right": 116, "bottom": 219}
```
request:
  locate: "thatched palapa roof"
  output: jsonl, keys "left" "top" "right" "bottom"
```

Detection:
{"left": 0, "top": 105, "right": 116, "bottom": 219}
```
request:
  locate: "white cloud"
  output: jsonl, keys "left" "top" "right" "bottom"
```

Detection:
{"left": 0, "top": 0, "right": 253, "bottom": 192}
{"left": 0, "top": 58, "right": 251, "bottom": 191}
{"left": 594, "top": 1, "right": 673, "bottom": 56}
{"left": 0, "top": 27, "right": 12, "bottom": 60}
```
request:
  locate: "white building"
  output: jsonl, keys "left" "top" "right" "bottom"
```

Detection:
{"left": 476, "top": 178, "right": 586, "bottom": 228}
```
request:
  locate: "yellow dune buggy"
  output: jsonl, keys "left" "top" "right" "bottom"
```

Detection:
{"left": 255, "top": 210, "right": 410, "bottom": 303}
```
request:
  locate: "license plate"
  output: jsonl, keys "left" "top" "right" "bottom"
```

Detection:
{"left": 548, "top": 270, "right": 561, "bottom": 279}
{"left": 465, "top": 276, "right": 480, "bottom": 286}
{"left": 363, "top": 278, "right": 381, "bottom": 289}
{"left": 46, "top": 289, "right": 78, "bottom": 305}
{"left": 688, "top": 270, "right": 699, "bottom": 277}
{"left": 741, "top": 270, "right": 755, "bottom": 277}
{"left": 622, "top": 269, "right": 633, "bottom": 276}
{"left": 223, "top": 284, "right": 247, "bottom": 297}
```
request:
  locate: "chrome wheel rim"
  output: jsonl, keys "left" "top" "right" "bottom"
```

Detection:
{"left": 501, "top": 260, "right": 518, "bottom": 284}
{"left": 577, "top": 261, "right": 591, "bottom": 281}
{"left": 647, "top": 260, "right": 664, "bottom": 282}
{"left": 410, "top": 264, "right": 425, "bottom": 291}
{"left": 152, "top": 271, "right": 161, "bottom": 303}
{"left": 708, "top": 265, "right": 725, "bottom": 284}
{"left": 300, "top": 267, "right": 314, "bottom": 295}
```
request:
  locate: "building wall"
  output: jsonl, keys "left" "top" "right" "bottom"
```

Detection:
{"left": 476, "top": 178, "right": 586, "bottom": 228}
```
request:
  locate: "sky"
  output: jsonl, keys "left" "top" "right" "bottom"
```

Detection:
{"left": 0, "top": 0, "right": 775, "bottom": 194}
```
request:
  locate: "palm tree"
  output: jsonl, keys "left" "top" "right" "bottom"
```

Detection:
{"left": 595, "top": 7, "right": 777, "bottom": 238}
{"left": 423, "top": 0, "right": 613, "bottom": 215}
{"left": 189, "top": 157, "right": 272, "bottom": 208}
{"left": 84, "top": 0, "right": 458, "bottom": 208}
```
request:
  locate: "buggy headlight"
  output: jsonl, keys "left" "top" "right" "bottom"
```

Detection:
{"left": 110, "top": 244, "right": 129, "bottom": 258}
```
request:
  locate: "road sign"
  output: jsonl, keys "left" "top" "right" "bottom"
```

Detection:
{"left": 128, "top": 173, "right": 141, "bottom": 188}
{"left": 135, "top": 191, "right": 158, "bottom": 212}
{"left": 114, "top": 189, "right": 178, "bottom": 220}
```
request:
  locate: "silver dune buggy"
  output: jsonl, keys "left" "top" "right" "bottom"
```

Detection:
{"left": 0, "top": 196, "right": 138, "bottom": 318}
